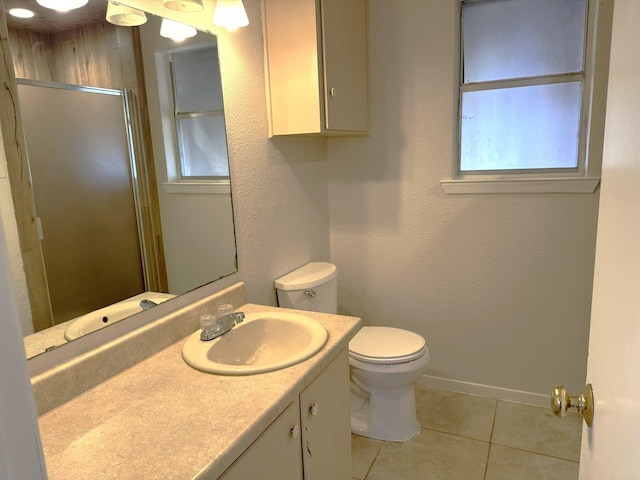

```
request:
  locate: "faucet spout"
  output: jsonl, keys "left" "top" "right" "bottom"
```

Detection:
{"left": 200, "top": 311, "right": 245, "bottom": 341}
{"left": 140, "top": 299, "right": 158, "bottom": 310}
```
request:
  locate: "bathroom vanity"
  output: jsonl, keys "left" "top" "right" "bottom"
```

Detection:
{"left": 34, "top": 288, "right": 360, "bottom": 479}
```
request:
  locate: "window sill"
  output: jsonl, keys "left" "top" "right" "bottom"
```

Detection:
{"left": 440, "top": 177, "right": 600, "bottom": 194}
{"left": 161, "top": 182, "right": 231, "bottom": 195}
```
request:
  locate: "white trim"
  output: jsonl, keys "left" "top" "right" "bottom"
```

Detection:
{"left": 161, "top": 182, "right": 231, "bottom": 195}
{"left": 440, "top": 176, "right": 600, "bottom": 194}
{"left": 418, "top": 374, "right": 550, "bottom": 407}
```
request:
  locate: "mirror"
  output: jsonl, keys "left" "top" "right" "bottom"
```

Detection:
{"left": 3, "top": 0, "right": 238, "bottom": 358}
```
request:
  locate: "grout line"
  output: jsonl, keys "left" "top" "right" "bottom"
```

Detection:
{"left": 362, "top": 442, "right": 383, "bottom": 480}
{"left": 488, "top": 443, "right": 581, "bottom": 464}
{"left": 483, "top": 399, "right": 499, "bottom": 479}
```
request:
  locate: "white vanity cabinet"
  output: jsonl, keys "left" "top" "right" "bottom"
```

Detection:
{"left": 262, "top": 0, "right": 369, "bottom": 136}
{"left": 219, "top": 399, "right": 304, "bottom": 480}
{"left": 300, "top": 349, "right": 352, "bottom": 480}
{"left": 219, "top": 349, "right": 352, "bottom": 479}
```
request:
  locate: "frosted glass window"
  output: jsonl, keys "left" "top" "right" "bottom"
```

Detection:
{"left": 173, "top": 47, "right": 224, "bottom": 112}
{"left": 170, "top": 46, "right": 229, "bottom": 179}
{"left": 460, "top": 83, "right": 582, "bottom": 171}
{"left": 458, "top": 0, "right": 589, "bottom": 174}
{"left": 177, "top": 116, "right": 229, "bottom": 177}
{"left": 463, "top": 0, "right": 587, "bottom": 83}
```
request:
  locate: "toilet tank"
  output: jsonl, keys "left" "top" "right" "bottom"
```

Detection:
{"left": 275, "top": 262, "right": 337, "bottom": 314}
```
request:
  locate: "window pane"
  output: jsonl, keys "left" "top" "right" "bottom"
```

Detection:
{"left": 463, "top": 0, "right": 587, "bottom": 83}
{"left": 177, "top": 115, "right": 230, "bottom": 177}
{"left": 460, "top": 82, "right": 582, "bottom": 171}
{"left": 173, "top": 47, "right": 224, "bottom": 112}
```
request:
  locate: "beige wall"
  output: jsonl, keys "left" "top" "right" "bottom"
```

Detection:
{"left": 209, "top": 0, "right": 332, "bottom": 305}
{"left": 328, "top": 0, "right": 599, "bottom": 401}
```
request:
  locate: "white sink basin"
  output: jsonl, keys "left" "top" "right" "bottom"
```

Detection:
{"left": 64, "top": 295, "right": 173, "bottom": 340}
{"left": 181, "top": 312, "right": 328, "bottom": 375}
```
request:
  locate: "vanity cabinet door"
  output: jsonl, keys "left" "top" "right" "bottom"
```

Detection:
{"left": 262, "top": 0, "right": 369, "bottom": 136}
{"left": 300, "top": 349, "right": 352, "bottom": 480}
{"left": 219, "top": 399, "right": 303, "bottom": 480}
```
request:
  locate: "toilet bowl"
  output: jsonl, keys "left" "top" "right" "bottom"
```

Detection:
{"left": 275, "top": 262, "right": 430, "bottom": 443}
{"left": 349, "top": 326, "right": 430, "bottom": 442}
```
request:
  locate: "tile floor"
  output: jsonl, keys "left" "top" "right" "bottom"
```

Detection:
{"left": 351, "top": 386, "right": 583, "bottom": 480}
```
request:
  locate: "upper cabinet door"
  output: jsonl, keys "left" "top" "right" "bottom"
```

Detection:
{"left": 263, "top": 0, "right": 369, "bottom": 137}
{"left": 321, "top": 0, "right": 369, "bottom": 133}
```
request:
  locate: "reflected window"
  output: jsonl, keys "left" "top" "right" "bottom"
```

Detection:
{"left": 459, "top": 0, "right": 589, "bottom": 173}
{"left": 169, "top": 47, "right": 229, "bottom": 179}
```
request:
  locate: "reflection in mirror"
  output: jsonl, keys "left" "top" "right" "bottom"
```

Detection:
{"left": 3, "top": 1, "right": 238, "bottom": 358}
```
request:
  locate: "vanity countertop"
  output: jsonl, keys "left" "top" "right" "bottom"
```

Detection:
{"left": 37, "top": 304, "right": 361, "bottom": 479}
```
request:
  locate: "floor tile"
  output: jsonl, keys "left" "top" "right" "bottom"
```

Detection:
{"left": 492, "top": 400, "right": 582, "bottom": 462}
{"left": 351, "top": 434, "right": 384, "bottom": 480}
{"left": 485, "top": 444, "right": 579, "bottom": 480}
{"left": 415, "top": 386, "right": 497, "bottom": 441}
{"left": 365, "top": 429, "right": 489, "bottom": 480}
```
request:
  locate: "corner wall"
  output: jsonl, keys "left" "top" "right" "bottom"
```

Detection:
{"left": 327, "top": 0, "right": 599, "bottom": 400}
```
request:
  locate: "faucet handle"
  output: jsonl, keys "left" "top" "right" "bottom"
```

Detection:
{"left": 200, "top": 313, "right": 217, "bottom": 338}
{"left": 218, "top": 304, "right": 234, "bottom": 316}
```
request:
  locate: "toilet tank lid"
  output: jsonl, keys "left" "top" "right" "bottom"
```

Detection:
{"left": 275, "top": 262, "right": 337, "bottom": 290}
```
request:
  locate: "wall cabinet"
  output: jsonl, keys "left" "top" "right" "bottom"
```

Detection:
{"left": 219, "top": 349, "right": 351, "bottom": 479}
{"left": 262, "top": 0, "right": 369, "bottom": 136}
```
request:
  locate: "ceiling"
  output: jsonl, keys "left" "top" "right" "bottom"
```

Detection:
{"left": 4, "top": 0, "right": 107, "bottom": 33}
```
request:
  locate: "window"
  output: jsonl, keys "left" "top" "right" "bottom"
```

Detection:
{"left": 443, "top": 0, "right": 606, "bottom": 194}
{"left": 169, "top": 46, "right": 229, "bottom": 180}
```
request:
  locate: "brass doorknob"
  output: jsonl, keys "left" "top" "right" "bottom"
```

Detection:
{"left": 551, "top": 384, "right": 594, "bottom": 427}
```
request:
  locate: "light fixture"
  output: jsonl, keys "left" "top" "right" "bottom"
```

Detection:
{"left": 106, "top": 1, "right": 147, "bottom": 27}
{"left": 36, "top": 0, "right": 88, "bottom": 12}
{"left": 163, "top": 0, "right": 203, "bottom": 13}
{"left": 159, "top": 18, "right": 197, "bottom": 42}
{"left": 213, "top": 0, "right": 249, "bottom": 31}
{"left": 8, "top": 7, "right": 36, "bottom": 18}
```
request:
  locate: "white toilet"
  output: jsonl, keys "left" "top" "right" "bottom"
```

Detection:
{"left": 275, "top": 262, "right": 430, "bottom": 442}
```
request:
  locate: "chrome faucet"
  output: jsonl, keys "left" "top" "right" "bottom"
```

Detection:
{"left": 140, "top": 299, "right": 158, "bottom": 310}
{"left": 200, "top": 311, "right": 245, "bottom": 341}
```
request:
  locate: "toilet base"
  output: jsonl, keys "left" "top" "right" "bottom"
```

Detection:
{"left": 350, "top": 381, "right": 420, "bottom": 442}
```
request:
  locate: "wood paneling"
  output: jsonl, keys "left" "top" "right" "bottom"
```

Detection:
{"left": 9, "top": 21, "right": 138, "bottom": 92}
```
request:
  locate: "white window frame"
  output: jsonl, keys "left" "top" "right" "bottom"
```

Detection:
{"left": 441, "top": 0, "right": 609, "bottom": 195}
{"left": 155, "top": 42, "right": 231, "bottom": 196}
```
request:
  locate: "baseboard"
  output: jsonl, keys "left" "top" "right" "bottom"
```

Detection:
{"left": 417, "top": 375, "right": 550, "bottom": 408}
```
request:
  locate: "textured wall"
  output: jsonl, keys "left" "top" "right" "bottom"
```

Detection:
{"left": 327, "top": 0, "right": 599, "bottom": 398}
{"left": 210, "top": 0, "right": 331, "bottom": 306}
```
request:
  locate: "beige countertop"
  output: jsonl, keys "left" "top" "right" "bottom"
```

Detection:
{"left": 38, "top": 304, "right": 361, "bottom": 479}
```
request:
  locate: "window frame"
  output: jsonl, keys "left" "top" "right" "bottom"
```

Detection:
{"left": 168, "top": 47, "right": 230, "bottom": 182}
{"left": 441, "top": 0, "right": 606, "bottom": 194}
{"left": 154, "top": 42, "right": 231, "bottom": 193}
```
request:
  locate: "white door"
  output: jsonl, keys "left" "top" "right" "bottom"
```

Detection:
{"left": 579, "top": 1, "right": 640, "bottom": 477}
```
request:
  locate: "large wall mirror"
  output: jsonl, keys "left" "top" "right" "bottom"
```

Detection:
{"left": 3, "top": 0, "right": 238, "bottom": 359}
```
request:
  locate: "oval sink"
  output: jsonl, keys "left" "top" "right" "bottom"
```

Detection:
{"left": 181, "top": 312, "right": 328, "bottom": 375}
{"left": 64, "top": 295, "right": 173, "bottom": 340}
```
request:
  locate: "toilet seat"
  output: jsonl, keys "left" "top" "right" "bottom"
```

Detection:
{"left": 349, "top": 326, "right": 427, "bottom": 364}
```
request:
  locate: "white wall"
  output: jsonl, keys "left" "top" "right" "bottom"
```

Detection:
{"left": 140, "top": 17, "right": 238, "bottom": 294}
{"left": 328, "top": 0, "right": 599, "bottom": 400}
{"left": 207, "top": 0, "right": 332, "bottom": 305}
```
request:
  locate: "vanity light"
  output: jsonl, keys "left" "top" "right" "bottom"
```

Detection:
{"left": 8, "top": 7, "right": 36, "bottom": 18}
{"left": 163, "top": 0, "right": 203, "bottom": 13}
{"left": 160, "top": 18, "right": 197, "bottom": 42}
{"left": 213, "top": 0, "right": 249, "bottom": 31}
{"left": 36, "top": 0, "right": 88, "bottom": 12}
{"left": 106, "top": 1, "right": 147, "bottom": 27}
